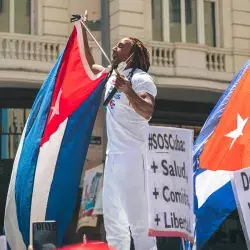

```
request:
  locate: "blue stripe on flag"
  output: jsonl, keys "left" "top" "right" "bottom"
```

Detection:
{"left": 14, "top": 52, "right": 64, "bottom": 246}
{"left": 195, "top": 181, "right": 236, "bottom": 248}
{"left": 45, "top": 78, "right": 106, "bottom": 245}
{"left": 193, "top": 60, "right": 250, "bottom": 249}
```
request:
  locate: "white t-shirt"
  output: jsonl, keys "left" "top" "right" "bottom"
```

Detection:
{"left": 105, "top": 68, "right": 157, "bottom": 154}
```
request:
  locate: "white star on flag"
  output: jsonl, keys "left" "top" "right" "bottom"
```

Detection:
{"left": 225, "top": 114, "right": 248, "bottom": 149}
{"left": 49, "top": 89, "right": 62, "bottom": 122}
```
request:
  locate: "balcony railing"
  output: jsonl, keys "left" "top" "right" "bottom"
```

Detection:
{"left": 0, "top": 33, "right": 101, "bottom": 63}
{"left": 147, "top": 42, "right": 234, "bottom": 84}
{"left": 150, "top": 43, "right": 175, "bottom": 67}
{"left": 0, "top": 33, "right": 66, "bottom": 63}
{"left": 0, "top": 33, "right": 237, "bottom": 90}
{"left": 206, "top": 49, "right": 226, "bottom": 72}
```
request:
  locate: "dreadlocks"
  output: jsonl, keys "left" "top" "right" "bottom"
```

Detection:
{"left": 128, "top": 37, "right": 150, "bottom": 80}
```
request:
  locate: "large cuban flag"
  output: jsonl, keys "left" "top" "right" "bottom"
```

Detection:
{"left": 193, "top": 60, "right": 250, "bottom": 249}
{"left": 4, "top": 21, "right": 108, "bottom": 250}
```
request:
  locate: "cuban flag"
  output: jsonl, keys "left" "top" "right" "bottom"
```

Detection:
{"left": 193, "top": 60, "right": 250, "bottom": 249}
{"left": 4, "top": 21, "right": 108, "bottom": 250}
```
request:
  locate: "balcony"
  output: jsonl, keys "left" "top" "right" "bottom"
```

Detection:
{"left": 0, "top": 33, "right": 65, "bottom": 85}
{"left": 0, "top": 33, "right": 239, "bottom": 92}
{"left": 0, "top": 33, "right": 100, "bottom": 87}
{"left": 147, "top": 41, "right": 236, "bottom": 92}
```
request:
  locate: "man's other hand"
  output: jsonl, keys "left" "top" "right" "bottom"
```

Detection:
{"left": 114, "top": 74, "right": 132, "bottom": 94}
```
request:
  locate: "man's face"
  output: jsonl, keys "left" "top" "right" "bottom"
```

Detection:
{"left": 112, "top": 38, "right": 133, "bottom": 68}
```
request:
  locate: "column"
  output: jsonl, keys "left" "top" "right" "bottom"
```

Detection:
{"left": 197, "top": 0, "right": 205, "bottom": 45}
{"left": 181, "top": 0, "right": 186, "bottom": 43}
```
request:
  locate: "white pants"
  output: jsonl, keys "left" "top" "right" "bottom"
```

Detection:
{"left": 102, "top": 153, "right": 157, "bottom": 250}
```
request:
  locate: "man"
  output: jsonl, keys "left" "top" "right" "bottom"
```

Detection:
{"left": 81, "top": 16, "right": 157, "bottom": 250}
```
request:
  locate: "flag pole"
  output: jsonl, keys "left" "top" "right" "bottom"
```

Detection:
{"left": 80, "top": 21, "right": 112, "bottom": 66}
{"left": 182, "top": 238, "right": 186, "bottom": 250}
{"left": 70, "top": 14, "right": 112, "bottom": 66}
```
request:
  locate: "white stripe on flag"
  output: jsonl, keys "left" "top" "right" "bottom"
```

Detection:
{"left": 4, "top": 124, "right": 27, "bottom": 250}
{"left": 30, "top": 119, "right": 68, "bottom": 242}
{"left": 196, "top": 170, "right": 232, "bottom": 208}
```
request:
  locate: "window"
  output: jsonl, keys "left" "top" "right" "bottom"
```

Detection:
{"left": 0, "top": 0, "right": 34, "bottom": 34}
{"left": 169, "top": 0, "right": 181, "bottom": 42}
{"left": 204, "top": 0, "right": 216, "bottom": 47}
{"left": 168, "top": 0, "right": 197, "bottom": 43}
{"left": 0, "top": 0, "right": 10, "bottom": 32}
{"left": 15, "top": 0, "right": 31, "bottom": 34}
{"left": 186, "top": 0, "right": 198, "bottom": 43}
{"left": 170, "top": 0, "right": 181, "bottom": 23}
{"left": 151, "top": 0, "right": 218, "bottom": 47}
{"left": 152, "top": 0, "right": 163, "bottom": 41}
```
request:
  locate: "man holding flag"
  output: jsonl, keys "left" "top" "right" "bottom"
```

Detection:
{"left": 4, "top": 18, "right": 109, "bottom": 250}
{"left": 82, "top": 13, "right": 158, "bottom": 250}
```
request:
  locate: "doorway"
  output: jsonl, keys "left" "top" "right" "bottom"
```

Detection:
{"left": 0, "top": 88, "right": 38, "bottom": 233}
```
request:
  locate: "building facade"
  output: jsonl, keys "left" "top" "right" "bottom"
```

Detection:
{"left": 0, "top": 0, "right": 249, "bottom": 248}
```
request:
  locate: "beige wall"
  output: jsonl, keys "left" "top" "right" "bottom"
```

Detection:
{"left": 232, "top": 0, "right": 250, "bottom": 72}
{"left": 38, "top": 0, "right": 69, "bottom": 37}
{"left": 110, "top": 0, "right": 146, "bottom": 45}
{"left": 37, "top": 0, "right": 101, "bottom": 37}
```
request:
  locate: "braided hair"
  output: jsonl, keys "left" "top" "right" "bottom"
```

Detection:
{"left": 128, "top": 37, "right": 150, "bottom": 81}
